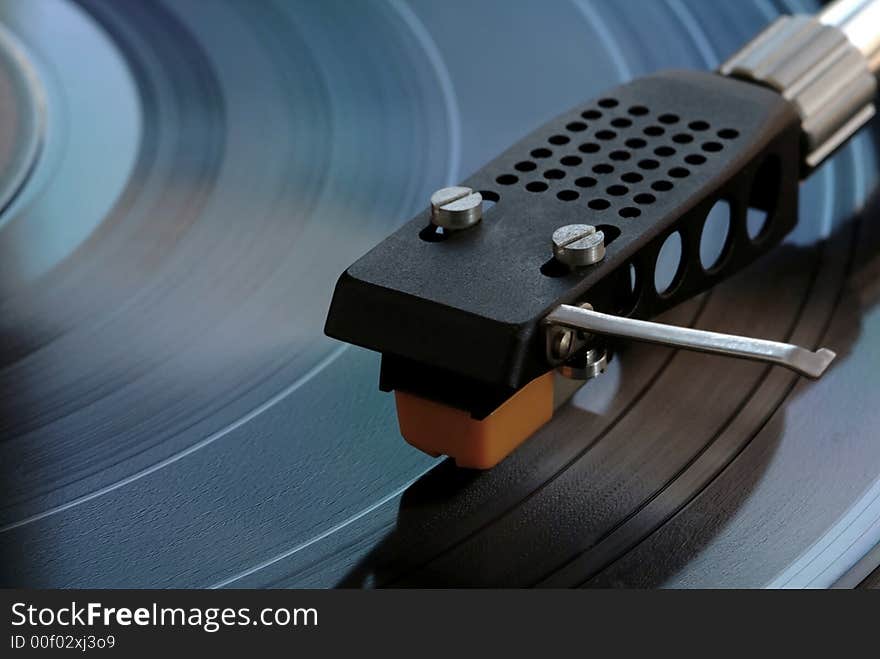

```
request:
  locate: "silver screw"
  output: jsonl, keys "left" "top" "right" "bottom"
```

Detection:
{"left": 550, "top": 327, "right": 575, "bottom": 361}
{"left": 557, "top": 303, "right": 608, "bottom": 379}
{"left": 558, "top": 345, "right": 608, "bottom": 380}
{"left": 552, "top": 224, "right": 605, "bottom": 267}
{"left": 430, "top": 186, "right": 483, "bottom": 230}
{"left": 547, "top": 302, "right": 594, "bottom": 363}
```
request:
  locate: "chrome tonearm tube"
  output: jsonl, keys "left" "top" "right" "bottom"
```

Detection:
{"left": 721, "top": 0, "right": 880, "bottom": 169}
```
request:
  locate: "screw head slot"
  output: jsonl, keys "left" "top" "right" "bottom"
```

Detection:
{"left": 430, "top": 186, "right": 483, "bottom": 230}
{"left": 551, "top": 224, "right": 606, "bottom": 267}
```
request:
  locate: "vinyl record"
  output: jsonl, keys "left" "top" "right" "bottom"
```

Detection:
{"left": 1, "top": 0, "right": 879, "bottom": 588}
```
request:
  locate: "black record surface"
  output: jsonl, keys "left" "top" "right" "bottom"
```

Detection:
{"left": 1, "top": 0, "right": 879, "bottom": 588}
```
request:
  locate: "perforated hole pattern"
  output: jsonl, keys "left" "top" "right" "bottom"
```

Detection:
{"left": 415, "top": 72, "right": 799, "bottom": 329}
{"left": 492, "top": 97, "right": 739, "bottom": 222}
{"left": 478, "top": 85, "right": 796, "bottom": 314}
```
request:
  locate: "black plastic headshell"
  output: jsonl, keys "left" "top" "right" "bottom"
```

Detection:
{"left": 325, "top": 70, "right": 802, "bottom": 419}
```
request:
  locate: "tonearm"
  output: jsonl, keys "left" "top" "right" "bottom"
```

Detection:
{"left": 325, "top": 0, "right": 880, "bottom": 468}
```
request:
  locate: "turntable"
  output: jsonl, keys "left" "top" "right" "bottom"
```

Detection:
{"left": 1, "top": 0, "right": 879, "bottom": 589}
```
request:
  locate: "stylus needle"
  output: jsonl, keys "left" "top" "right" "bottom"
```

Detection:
{"left": 545, "top": 304, "right": 836, "bottom": 379}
